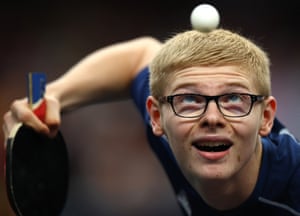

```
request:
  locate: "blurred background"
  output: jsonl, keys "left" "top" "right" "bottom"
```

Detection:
{"left": 1, "top": 0, "right": 299, "bottom": 215}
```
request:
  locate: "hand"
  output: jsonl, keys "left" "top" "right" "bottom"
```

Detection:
{"left": 3, "top": 96, "right": 61, "bottom": 142}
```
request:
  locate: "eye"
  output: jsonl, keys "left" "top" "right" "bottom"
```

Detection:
{"left": 182, "top": 95, "right": 198, "bottom": 104}
{"left": 172, "top": 94, "right": 206, "bottom": 116}
{"left": 222, "top": 94, "right": 243, "bottom": 104}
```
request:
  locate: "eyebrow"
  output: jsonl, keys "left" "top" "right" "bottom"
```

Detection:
{"left": 171, "top": 82, "right": 251, "bottom": 94}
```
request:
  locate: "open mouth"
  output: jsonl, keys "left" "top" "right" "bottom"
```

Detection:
{"left": 193, "top": 143, "right": 232, "bottom": 152}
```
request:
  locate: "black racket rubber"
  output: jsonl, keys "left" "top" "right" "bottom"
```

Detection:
{"left": 6, "top": 124, "right": 69, "bottom": 216}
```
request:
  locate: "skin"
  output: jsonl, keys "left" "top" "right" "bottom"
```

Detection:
{"left": 3, "top": 37, "right": 162, "bottom": 140}
{"left": 147, "top": 65, "right": 277, "bottom": 210}
{"left": 3, "top": 37, "right": 278, "bottom": 211}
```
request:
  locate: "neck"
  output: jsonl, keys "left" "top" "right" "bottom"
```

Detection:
{"left": 196, "top": 141, "right": 263, "bottom": 211}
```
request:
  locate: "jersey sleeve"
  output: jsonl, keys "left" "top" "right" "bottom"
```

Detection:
{"left": 263, "top": 120, "right": 300, "bottom": 213}
{"left": 130, "top": 66, "right": 151, "bottom": 124}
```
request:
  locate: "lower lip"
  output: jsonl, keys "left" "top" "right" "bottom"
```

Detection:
{"left": 196, "top": 148, "right": 230, "bottom": 161}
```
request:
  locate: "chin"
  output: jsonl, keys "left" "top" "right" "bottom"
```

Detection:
{"left": 187, "top": 163, "right": 234, "bottom": 183}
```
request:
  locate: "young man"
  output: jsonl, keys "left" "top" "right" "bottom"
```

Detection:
{"left": 3, "top": 29, "right": 300, "bottom": 215}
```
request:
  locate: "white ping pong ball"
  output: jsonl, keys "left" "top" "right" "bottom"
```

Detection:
{"left": 190, "top": 4, "right": 220, "bottom": 32}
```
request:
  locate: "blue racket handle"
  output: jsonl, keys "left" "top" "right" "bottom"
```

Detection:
{"left": 27, "top": 72, "right": 47, "bottom": 122}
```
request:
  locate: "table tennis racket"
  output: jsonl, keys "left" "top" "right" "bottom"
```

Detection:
{"left": 5, "top": 72, "right": 69, "bottom": 216}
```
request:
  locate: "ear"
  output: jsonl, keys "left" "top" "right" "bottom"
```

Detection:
{"left": 146, "top": 96, "right": 164, "bottom": 136}
{"left": 259, "top": 96, "right": 277, "bottom": 136}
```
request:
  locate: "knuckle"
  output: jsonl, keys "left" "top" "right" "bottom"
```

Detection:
{"left": 3, "top": 111, "right": 11, "bottom": 122}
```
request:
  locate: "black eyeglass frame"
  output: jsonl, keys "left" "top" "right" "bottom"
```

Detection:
{"left": 158, "top": 93, "right": 266, "bottom": 118}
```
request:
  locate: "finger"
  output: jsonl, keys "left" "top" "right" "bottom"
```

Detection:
{"left": 44, "top": 96, "right": 61, "bottom": 137}
{"left": 10, "top": 98, "right": 50, "bottom": 134}
{"left": 3, "top": 111, "right": 18, "bottom": 138}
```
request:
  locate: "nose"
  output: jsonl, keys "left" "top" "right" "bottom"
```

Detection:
{"left": 200, "top": 100, "right": 226, "bottom": 129}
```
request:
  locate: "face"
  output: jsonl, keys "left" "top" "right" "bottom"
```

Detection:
{"left": 147, "top": 66, "right": 276, "bottom": 191}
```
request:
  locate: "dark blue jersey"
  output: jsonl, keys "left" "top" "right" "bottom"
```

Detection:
{"left": 130, "top": 67, "right": 300, "bottom": 215}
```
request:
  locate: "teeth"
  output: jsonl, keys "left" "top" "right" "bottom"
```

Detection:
{"left": 194, "top": 143, "right": 232, "bottom": 152}
{"left": 200, "top": 143, "right": 226, "bottom": 147}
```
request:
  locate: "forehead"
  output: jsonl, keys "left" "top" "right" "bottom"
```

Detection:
{"left": 165, "top": 66, "right": 257, "bottom": 94}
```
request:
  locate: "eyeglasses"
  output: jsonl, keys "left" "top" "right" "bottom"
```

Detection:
{"left": 158, "top": 93, "right": 266, "bottom": 118}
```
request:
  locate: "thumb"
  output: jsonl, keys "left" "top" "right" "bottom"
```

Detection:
{"left": 44, "top": 96, "right": 61, "bottom": 138}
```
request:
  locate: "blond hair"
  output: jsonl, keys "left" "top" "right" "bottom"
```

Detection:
{"left": 149, "top": 29, "right": 271, "bottom": 98}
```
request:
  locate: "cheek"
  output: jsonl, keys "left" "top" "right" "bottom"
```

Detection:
{"left": 232, "top": 108, "right": 262, "bottom": 137}
{"left": 231, "top": 117, "right": 261, "bottom": 155}
{"left": 162, "top": 117, "right": 186, "bottom": 146}
{"left": 162, "top": 115, "right": 194, "bottom": 158}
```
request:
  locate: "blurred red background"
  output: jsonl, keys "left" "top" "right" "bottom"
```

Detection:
{"left": 1, "top": 1, "right": 299, "bottom": 215}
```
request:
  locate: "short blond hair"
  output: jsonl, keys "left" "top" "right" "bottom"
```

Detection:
{"left": 149, "top": 29, "right": 271, "bottom": 98}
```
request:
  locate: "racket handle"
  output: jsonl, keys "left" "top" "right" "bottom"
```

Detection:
{"left": 28, "top": 73, "right": 47, "bottom": 122}
{"left": 33, "top": 100, "right": 47, "bottom": 122}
